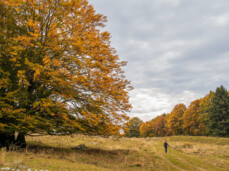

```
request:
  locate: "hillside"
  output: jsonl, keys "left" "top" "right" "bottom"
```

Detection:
{"left": 0, "top": 135, "right": 229, "bottom": 170}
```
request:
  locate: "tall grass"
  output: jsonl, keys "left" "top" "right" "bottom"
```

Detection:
{"left": 0, "top": 148, "right": 6, "bottom": 166}
{"left": 0, "top": 135, "right": 228, "bottom": 170}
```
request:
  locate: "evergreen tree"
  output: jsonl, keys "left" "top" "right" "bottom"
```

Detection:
{"left": 209, "top": 85, "right": 229, "bottom": 137}
{"left": 126, "top": 117, "right": 143, "bottom": 137}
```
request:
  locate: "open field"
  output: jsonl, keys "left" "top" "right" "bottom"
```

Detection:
{"left": 0, "top": 135, "right": 229, "bottom": 171}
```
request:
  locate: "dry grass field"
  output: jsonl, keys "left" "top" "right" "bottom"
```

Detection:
{"left": 0, "top": 135, "right": 229, "bottom": 170}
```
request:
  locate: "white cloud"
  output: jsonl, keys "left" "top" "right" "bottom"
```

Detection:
{"left": 212, "top": 15, "right": 229, "bottom": 26}
{"left": 91, "top": 0, "right": 229, "bottom": 121}
{"left": 129, "top": 88, "right": 201, "bottom": 121}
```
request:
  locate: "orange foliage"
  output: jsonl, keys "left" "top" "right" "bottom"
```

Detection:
{"left": 167, "top": 104, "right": 186, "bottom": 135}
{"left": 140, "top": 121, "right": 154, "bottom": 137}
{"left": 0, "top": 0, "right": 132, "bottom": 135}
{"left": 183, "top": 99, "right": 202, "bottom": 135}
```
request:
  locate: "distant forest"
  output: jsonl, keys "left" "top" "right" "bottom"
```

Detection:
{"left": 126, "top": 85, "right": 229, "bottom": 138}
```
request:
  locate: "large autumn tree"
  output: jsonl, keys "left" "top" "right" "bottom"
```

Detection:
{"left": 0, "top": 0, "right": 132, "bottom": 144}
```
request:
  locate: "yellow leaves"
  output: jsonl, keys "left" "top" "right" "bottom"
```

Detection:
{"left": 101, "top": 31, "right": 110, "bottom": 40}
{"left": 17, "top": 70, "right": 29, "bottom": 86}
{"left": 24, "top": 58, "right": 32, "bottom": 66}
{"left": 26, "top": 19, "right": 34, "bottom": 28}
{"left": 50, "top": 113, "right": 55, "bottom": 116}
{"left": 14, "top": 35, "right": 34, "bottom": 47}
{"left": 76, "top": 75, "right": 87, "bottom": 84}
{"left": 140, "top": 121, "right": 154, "bottom": 137}
{"left": 183, "top": 100, "right": 202, "bottom": 135}
{"left": 52, "top": 59, "right": 62, "bottom": 67}
{"left": 17, "top": 70, "right": 25, "bottom": 77}
{"left": 25, "top": 58, "right": 44, "bottom": 80}
{"left": 1, "top": 0, "right": 131, "bottom": 135}
{"left": 29, "top": 31, "right": 40, "bottom": 39}
{"left": 167, "top": 103, "right": 186, "bottom": 135}
{"left": 0, "top": 123, "right": 7, "bottom": 129}
{"left": 33, "top": 98, "right": 69, "bottom": 121}
{"left": 0, "top": 78, "right": 10, "bottom": 88}
{"left": 9, "top": 51, "right": 18, "bottom": 56}
{"left": 2, "top": 0, "right": 21, "bottom": 7}
{"left": 43, "top": 56, "right": 51, "bottom": 66}
{"left": 33, "top": 68, "right": 40, "bottom": 80}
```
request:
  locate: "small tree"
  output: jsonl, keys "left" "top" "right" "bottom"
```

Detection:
{"left": 140, "top": 121, "right": 155, "bottom": 137}
{"left": 198, "top": 91, "right": 214, "bottom": 135}
{"left": 125, "top": 117, "right": 143, "bottom": 137}
{"left": 167, "top": 104, "right": 186, "bottom": 135}
{"left": 183, "top": 99, "right": 202, "bottom": 135}
{"left": 153, "top": 114, "right": 168, "bottom": 136}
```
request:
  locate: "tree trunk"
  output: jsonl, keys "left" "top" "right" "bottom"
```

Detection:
{"left": 15, "top": 133, "right": 26, "bottom": 149}
{"left": 0, "top": 132, "right": 15, "bottom": 151}
{"left": 0, "top": 132, "right": 7, "bottom": 148}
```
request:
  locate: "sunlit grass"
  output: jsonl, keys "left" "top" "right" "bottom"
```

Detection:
{"left": 0, "top": 135, "right": 228, "bottom": 170}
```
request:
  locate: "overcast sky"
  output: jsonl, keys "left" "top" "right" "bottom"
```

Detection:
{"left": 90, "top": 0, "right": 229, "bottom": 121}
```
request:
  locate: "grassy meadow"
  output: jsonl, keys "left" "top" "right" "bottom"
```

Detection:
{"left": 0, "top": 135, "right": 229, "bottom": 171}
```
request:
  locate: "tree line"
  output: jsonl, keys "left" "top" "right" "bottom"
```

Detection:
{"left": 126, "top": 86, "right": 229, "bottom": 138}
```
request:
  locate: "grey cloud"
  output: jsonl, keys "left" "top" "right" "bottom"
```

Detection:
{"left": 90, "top": 0, "right": 229, "bottom": 120}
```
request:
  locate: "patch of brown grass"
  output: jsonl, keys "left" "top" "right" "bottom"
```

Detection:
{"left": 171, "top": 141, "right": 229, "bottom": 158}
{"left": 0, "top": 148, "right": 6, "bottom": 166}
{"left": 1, "top": 135, "right": 229, "bottom": 170}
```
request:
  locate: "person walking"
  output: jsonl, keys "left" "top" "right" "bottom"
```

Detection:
{"left": 164, "top": 141, "right": 169, "bottom": 153}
